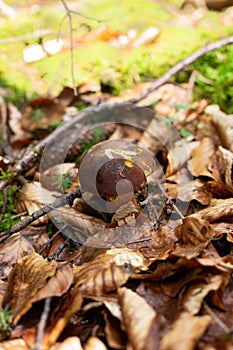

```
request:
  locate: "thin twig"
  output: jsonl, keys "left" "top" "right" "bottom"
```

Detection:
{"left": 59, "top": 0, "right": 103, "bottom": 96}
{"left": 157, "top": 182, "right": 185, "bottom": 219}
{"left": 60, "top": 0, "right": 77, "bottom": 95}
{"left": 0, "top": 29, "right": 52, "bottom": 44}
{"left": 203, "top": 301, "right": 231, "bottom": 334}
{"left": 128, "top": 36, "right": 233, "bottom": 103}
{"left": 0, "top": 189, "right": 81, "bottom": 242}
{"left": 31, "top": 297, "right": 52, "bottom": 350}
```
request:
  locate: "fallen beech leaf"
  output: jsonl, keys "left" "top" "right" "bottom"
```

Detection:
{"left": 48, "top": 289, "right": 82, "bottom": 345}
{"left": 0, "top": 338, "right": 29, "bottom": 349}
{"left": 85, "top": 337, "right": 107, "bottom": 350}
{"left": 51, "top": 337, "right": 83, "bottom": 350}
{"left": 16, "top": 182, "right": 60, "bottom": 225}
{"left": 104, "top": 311, "right": 126, "bottom": 349}
{"left": 219, "top": 146, "right": 233, "bottom": 191}
{"left": 204, "top": 105, "right": 233, "bottom": 153}
{"left": 188, "top": 137, "right": 216, "bottom": 178}
{"left": 118, "top": 287, "right": 156, "bottom": 350}
{"left": 165, "top": 179, "right": 212, "bottom": 205}
{"left": 160, "top": 312, "right": 211, "bottom": 350}
{"left": 211, "top": 222, "right": 233, "bottom": 242}
{"left": 192, "top": 198, "right": 233, "bottom": 222}
{"left": 0, "top": 232, "right": 34, "bottom": 278}
{"left": 175, "top": 216, "right": 214, "bottom": 245}
{"left": 73, "top": 248, "right": 146, "bottom": 297}
{"left": 182, "top": 274, "right": 223, "bottom": 315}
{"left": 2, "top": 252, "right": 72, "bottom": 324}
{"left": 165, "top": 140, "right": 198, "bottom": 178}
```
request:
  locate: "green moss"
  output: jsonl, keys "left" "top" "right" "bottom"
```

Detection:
{"left": 0, "top": 185, "right": 19, "bottom": 232}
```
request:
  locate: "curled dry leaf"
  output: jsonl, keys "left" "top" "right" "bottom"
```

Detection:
{"left": 203, "top": 105, "right": 233, "bottom": 152}
{"left": 85, "top": 336, "right": 107, "bottom": 350}
{"left": 2, "top": 252, "right": 72, "bottom": 325}
{"left": 0, "top": 232, "right": 34, "bottom": 278}
{"left": 51, "top": 337, "right": 83, "bottom": 350}
{"left": 165, "top": 179, "right": 212, "bottom": 205}
{"left": 192, "top": 198, "right": 233, "bottom": 222}
{"left": 0, "top": 338, "right": 29, "bottom": 350}
{"left": 174, "top": 216, "right": 215, "bottom": 258}
{"left": 165, "top": 140, "right": 199, "bottom": 178}
{"left": 181, "top": 274, "right": 223, "bottom": 315}
{"left": 218, "top": 146, "right": 233, "bottom": 191}
{"left": 188, "top": 137, "right": 216, "bottom": 178}
{"left": 48, "top": 289, "right": 83, "bottom": 346}
{"left": 160, "top": 312, "right": 211, "bottom": 350}
{"left": 118, "top": 287, "right": 156, "bottom": 350}
{"left": 104, "top": 311, "right": 126, "bottom": 349}
{"left": 73, "top": 248, "right": 146, "bottom": 297}
{"left": 16, "top": 182, "right": 60, "bottom": 225}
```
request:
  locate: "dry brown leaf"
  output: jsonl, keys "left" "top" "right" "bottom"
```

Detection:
{"left": 218, "top": 146, "right": 233, "bottom": 191}
{"left": 50, "top": 206, "right": 106, "bottom": 245}
{"left": 211, "top": 222, "right": 233, "bottom": 242}
{"left": 48, "top": 289, "right": 83, "bottom": 346}
{"left": 0, "top": 232, "right": 34, "bottom": 278}
{"left": 188, "top": 137, "right": 216, "bottom": 178}
{"left": 175, "top": 216, "right": 215, "bottom": 245}
{"left": 33, "top": 263, "right": 73, "bottom": 300}
{"left": 203, "top": 105, "right": 233, "bottom": 152}
{"left": 2, "top": 252, "right": 70, "bottom": 324}
{"left": 192, "top": 198, "right": 233, "bottom": 222}
{"left": 73, "top": 248, "right": 147, "bottom": 297}
{"left": 165, "top": 140, "right": 199, "bottom": 178}
{"left": 165, "top": 179, "right": 212, "bottom": 205}
{"left": 104, "top": 312, "right": 126, "bottom": 349}
{"left": 0, "top": 338, "right": 29, "bottom": 350}
{"left": 84, "top": 337, "right": 108, "bottom": 350}
{"left": 51, "top": 337, "right": 83, "bottom": 350}
{"left": 16, "top": 182, "right": 60, "bottom": 225}
{"left": 160, "top": 312, "right": 211, "bottom": 350}
{"left": 118, "top": 287, "right": 156, "bottom": 350}
{"left": 181, "top": 274, "right": 223, "bottom": 315}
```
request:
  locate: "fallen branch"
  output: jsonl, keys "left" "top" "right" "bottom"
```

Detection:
{"left": 128, "top": 35, "right": 233, "bottom": 103}
{"left": 0, "top": 105, "right": 115, "bottom": 191}
{"left": 0, "top": 189, "right": 81, "bottom": 241}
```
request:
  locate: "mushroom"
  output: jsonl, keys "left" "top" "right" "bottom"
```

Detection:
{"left": 78, "top": 139, "right": 156, "bottom": 226}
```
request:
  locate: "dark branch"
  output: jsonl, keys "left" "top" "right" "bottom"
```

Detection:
{"left": 0, "top": 189, "right": 81, "bottom": 241}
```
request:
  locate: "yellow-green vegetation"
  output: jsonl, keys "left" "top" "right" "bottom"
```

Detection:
{"left": 0, "top": 0, "right": 233, "bottom": 111}
{"left": 0, "top": 179, "right": 19, "bottom": 231}
{"left": 0, "top": 304, "right": 12, "bottom": 340}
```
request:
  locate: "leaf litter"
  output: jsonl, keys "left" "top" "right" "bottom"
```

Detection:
{"left": 1, "top": 81, "right": 233, "bottom": 350}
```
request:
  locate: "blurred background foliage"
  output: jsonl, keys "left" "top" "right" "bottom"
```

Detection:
{"left": 0, "top": 0, "right": 233, "bottom": 112}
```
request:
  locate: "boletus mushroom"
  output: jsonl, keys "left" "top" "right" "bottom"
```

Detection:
{"left": 78, "top": 139, "right": 156, "bottom": 227}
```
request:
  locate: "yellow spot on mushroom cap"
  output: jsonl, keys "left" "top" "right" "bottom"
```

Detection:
{"left": 124, "top": 160, "right": 134, "bottom": 168}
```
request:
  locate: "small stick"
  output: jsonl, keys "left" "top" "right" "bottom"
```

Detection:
{"left": 0, "top": 189, "right": 81, "bottom": 241}
{"left": 60, "top": 0, "right": 77, "bottom": 96}
{"left": 128, "top": 36, "right": 233, "bottom": 103}
{"left": 203, "top": 301, "right": 231, "bottom": 334}
{"left": 31, "top": 297, "right": 52, "bottom": 350}
{"left": 157, "top": 182, "right": 185, "bottom": 219}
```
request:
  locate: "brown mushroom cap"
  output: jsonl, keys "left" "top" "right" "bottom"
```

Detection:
{"left": 78, "top": 139, "right": 156, "bottom": 200}
{"left": 96, "top": 158, "right": 147, "bottom": 200}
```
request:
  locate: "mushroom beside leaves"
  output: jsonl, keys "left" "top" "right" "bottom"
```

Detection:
{"left": 78, "top": 139, "right": 156, "bottom": 227}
